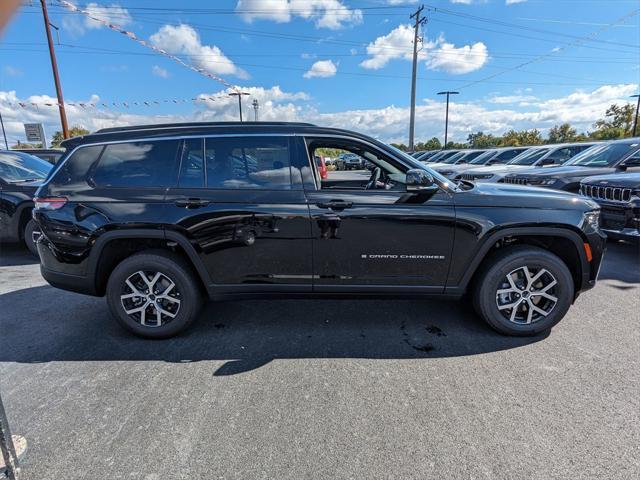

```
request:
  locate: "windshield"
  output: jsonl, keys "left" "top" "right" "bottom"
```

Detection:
{"left": 509, "top": 148, "right": 550, "bottom": 166}
{"left": 568, "top": 142, "right": 639, "bottom": 167}
{"left": 469, "top": 150, "right": 496, "bottom": 165}
{"left": 0, "top": 151, "right": 52, "bottom": 182}
{"left": 441, "top": 151, "right": 466, "bottom": 164}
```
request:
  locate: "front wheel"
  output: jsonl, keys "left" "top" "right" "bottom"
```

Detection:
{"left": 106, "top": 251, "right": 203, "bottom": 338}
{"left": 472, "top": 246, "right": 574, "bottom": 336}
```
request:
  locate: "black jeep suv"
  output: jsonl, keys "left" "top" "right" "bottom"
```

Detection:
{"left": 34, "top": 122, "right": 605, "bottom": 338}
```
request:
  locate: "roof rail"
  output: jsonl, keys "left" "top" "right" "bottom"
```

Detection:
{"left": 95, "top": 121, "right": 316, "bottom": 134}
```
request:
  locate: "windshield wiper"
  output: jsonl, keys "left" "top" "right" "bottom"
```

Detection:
{"left": 8, "top": 178, "right": 43, "bottom": 183}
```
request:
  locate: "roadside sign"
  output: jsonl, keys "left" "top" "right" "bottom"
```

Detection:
{"left": 23, "top": 123, "right": 48, "bottom": 148}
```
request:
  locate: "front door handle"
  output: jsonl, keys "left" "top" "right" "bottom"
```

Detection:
{"left": 316, "top": 200, "right": 353, "bottom": 211}
{"left": 174, "top": 198, "right": 210, "bottom": 208}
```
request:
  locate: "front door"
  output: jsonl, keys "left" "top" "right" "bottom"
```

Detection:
{"left": 302, "top": 136, "right": 456, "bottom": 292}
{"left": 163, "top": 135, "right": 312, "bottom": 294}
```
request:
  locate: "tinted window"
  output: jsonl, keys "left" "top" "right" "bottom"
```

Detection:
{"left": 469, "top": 150, "right": 496, "bottom": 165}
{"left": 49, "top": 145, "right": 103, "bottom": 187}
{"left": 510, "top": 148, "right": 550, "bottom": 166}
{"left": 178, "top": 138, "right": 204, "bottom": 188}
{"left": 0, "top": 151, "right": 52, "bottom": 182}
{"left": 569, "top": 142, "right": 639, "bottom": 167}
{"left": 93, "top": 140, "right": 180, "bottom": 187}
{"left": 205, "top": 136, "right": 293, "bottom": 190}
{"left": 495, "top": 149, "right": 524, "bottom": 163}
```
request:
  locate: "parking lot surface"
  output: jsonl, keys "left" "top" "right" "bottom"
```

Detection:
{"left": 0, "top": 242, "right": 639, "bottom": 479}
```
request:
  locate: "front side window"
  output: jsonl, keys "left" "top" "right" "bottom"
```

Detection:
{"left": 205, "top": 136, "right": 293, "bottom": 190}
{"left": 0, "top": 151, "right": 52, "bottom": 183}
{"left": 92, "top": 140, "right": 180, "bottom": 187}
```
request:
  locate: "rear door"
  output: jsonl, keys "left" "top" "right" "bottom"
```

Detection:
{"left": 163, "top": 135, "right": 312, "bottom": 294}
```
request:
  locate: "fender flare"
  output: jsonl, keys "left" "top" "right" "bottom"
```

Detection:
{"left": 449, "top": 226, "right": 589, "bottom": 293}
{"left": 87, "top": 228, "right": 213, "bottom": 294}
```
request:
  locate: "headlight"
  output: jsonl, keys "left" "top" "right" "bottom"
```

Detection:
{"left": 439, "top": 170, "right": 453, "bottom": 176}
{"left": 583, "top": 210, "right": 600, "bottom": 230}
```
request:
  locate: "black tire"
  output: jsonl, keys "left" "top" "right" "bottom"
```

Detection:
{"left": 472, "top": 245, "right": 574, "bottom": 336}
{"left": 24, "top": 219, "right": 40, "bottom": 257}
{"left": 106, "top": 251, "right": 203, "bottom": 339}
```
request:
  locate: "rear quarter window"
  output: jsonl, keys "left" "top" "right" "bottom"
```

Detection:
{"left": 48, "top": 145, "right": 104, "bottom": 188}
{"left": 92, "top": 140, "right": 180, "bottom": 188}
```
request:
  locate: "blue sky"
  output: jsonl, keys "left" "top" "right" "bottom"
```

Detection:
{"left": 1, "top": 0, "right": 638, "bottom": 144}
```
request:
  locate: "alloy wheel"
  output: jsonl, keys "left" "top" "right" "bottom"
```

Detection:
{"left": 120, "top": 270, "right": 181, "bottom": 327}
{"left": 495, "top": 266, "right": 558, "bottom": 325}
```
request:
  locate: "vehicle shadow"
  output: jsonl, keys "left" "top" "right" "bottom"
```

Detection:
{"left": 0, "top": 285, "right": 547, "bottom": 376}
{"left": 1, "top": 241, "right": 635, "bottom": 376}
{"left": 0, "top": 243, "right": 38, "bottom": 267}
{"left": 597, "top": 240, "right": 640, "bottom": 285}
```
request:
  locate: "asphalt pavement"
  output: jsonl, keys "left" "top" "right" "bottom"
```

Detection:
{"left": 0, "top": 241, "right": 638, "bottom": 479}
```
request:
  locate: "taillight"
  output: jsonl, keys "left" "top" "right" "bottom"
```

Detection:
{"left": 34, "top": 197, "right": 67, "bottom": 210}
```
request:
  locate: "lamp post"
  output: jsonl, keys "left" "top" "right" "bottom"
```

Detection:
{"left": 0, "top": 112, "right": 8, "bottom": 149}
{"left": 228, "top": 92, "right": 250, "bottom": 122}
{"left": 252, "top": 99, "right": 259, "bottom": 122}
{"left": 631, "top": 94, "right": 640, "bottom": 137}
{"left": 437, "top": 91, "right": 459, "bottom": 149}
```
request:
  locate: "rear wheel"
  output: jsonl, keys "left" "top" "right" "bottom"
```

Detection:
{"left": 23, "top": 219, "right": 40, "bottom": 257}
{"left": 106, "top": 251, "right": 203, "bottom": 338}
{"left": 472, "top": 246, "right": 574, "bottom": 336}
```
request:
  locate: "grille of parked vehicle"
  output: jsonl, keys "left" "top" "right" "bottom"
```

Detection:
{"left": 502, "top": 177, "right": 528, "bottom": 185}
{"left": 460, "top": 173, "right": 494, "bottom": 181}
{"left": 580, "top": 184, "right": 632, "bottom": 203}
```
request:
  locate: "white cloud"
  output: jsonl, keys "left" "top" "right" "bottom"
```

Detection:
{"left": 488, "top": 94, "right": 538, "bottom": 104}
{"left": 360, "top": 26, "right": 489, "bottom": 74}
{"left": 235, "top": 0, "right": 362, "bottom": 29}
{"left": 149, "top": 24, "right": 248, "bottom": 79}
{"left": 506, "top": 0, "right": 528, "bottom": 4}
{"left": 2, "top": 84, "right": 636, "bottom": 145}
{"left": 303, "top": 60, "right": 338, "bottom": 78}
{"left": 61, "top": 2, "right": 132, "bottom": 36}
{"left": 2, "top": 66, "right": 22, "bottom": 77}
{"left": 426, "top": 37, "right": 489, "bottom": 74}
{"left": 151, "top": 65, "right": 170, "bottom": 78}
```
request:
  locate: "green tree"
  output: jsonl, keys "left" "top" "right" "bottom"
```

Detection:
{"left": 467, "top": 131, "right": 499, "bottom": 149}
{"left": 415, "top": 137, "right": 442, "bottom": 151}
{"left": 390, "top": 143, "right": 408, "bottom": 152}
{"left": 51, "top": 125, "right": 90, "bottom": 147}
{"left": 500, "top": 129, "right": 543, "bottom": 146}
{"left": 591, "top": 103, "right": 635, "bottom": 140}
{"left": 548, "top": 123, "right": 580, "bottom": 144}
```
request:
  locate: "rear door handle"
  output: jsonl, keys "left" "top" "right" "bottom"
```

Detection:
{"left": 316, "top": 200, "right": 353, "bottom": 211}
{"left": 174, "top": 198, "right": 210, "bottom": 208}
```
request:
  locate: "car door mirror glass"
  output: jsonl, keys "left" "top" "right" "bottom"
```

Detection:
{"left": 406, "top": 169, "right": 438, "bottom": 192}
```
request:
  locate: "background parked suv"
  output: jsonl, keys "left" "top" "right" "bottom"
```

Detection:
{"left": 502, "top": 138, "right": 640, "bottom": 192}
{"left": 34, "top": 122, "right": 605, "bottom": 339}
{"left": 580, "top": 172, "right": 640, "bottom": 243}
{"left": 0, "top": 150, "right": 52, "bottom": 255}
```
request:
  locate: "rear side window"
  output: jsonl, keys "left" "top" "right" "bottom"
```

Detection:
{"left": 49, "top": 145, "right": 103, "bottom": 188}
{"left": 204, "top": 136, "right": 294, "bottom": 190}
{"left": 92, "top": 140, "right": 180, "bottom": 187}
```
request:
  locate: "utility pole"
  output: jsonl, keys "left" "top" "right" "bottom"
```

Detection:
{"left": 252, "top": 99, "right": 259, "bottom": 122}
{"left": 408, "top": 4, "right": 426, "bottom": 151}
{"left": 228, "top": 92, "right": 250, "bottom": 122}
{"left": 631, "top": 94, "right": 640, "bottom": 137}
{"left": 40, "top": 0, "right": 69, "bottom": 139}
{"left": 437, "top": 91, "right": 459, "bottom": 149}
{"left": 0, "top": 112, "right": 8, "bottom": 149}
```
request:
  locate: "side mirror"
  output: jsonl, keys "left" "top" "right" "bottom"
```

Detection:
{"left": 621, "top": 156, "right": 640, "bottom": 169}
{"left": 541, "top": 157, "right": 557, "bottom": 165}
{"left": 406, "top": 169, "right": 438, "bottom": 193}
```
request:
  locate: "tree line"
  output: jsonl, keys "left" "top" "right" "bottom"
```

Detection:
{"left": 392, "top": 102, "right": 637, "bottom": 152}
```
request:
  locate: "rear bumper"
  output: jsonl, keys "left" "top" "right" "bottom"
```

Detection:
{"left": 40, "top": 265, "right": 100, "bottom": 296}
